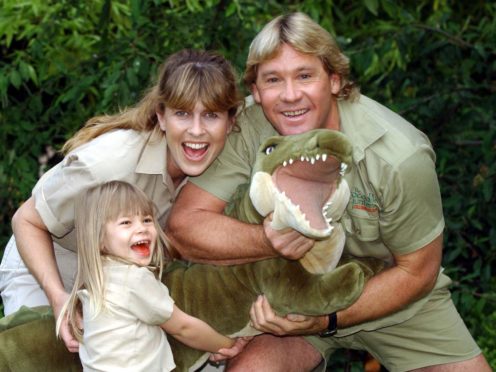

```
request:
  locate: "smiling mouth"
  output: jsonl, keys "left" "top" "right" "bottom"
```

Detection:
{"left": 131, "top": 240, "right": 151, "bottom": 256}
{"left": 282, "top": 109, "right": 309, "bottom": 118}
{"left": 183, "top": 142, "right": 208, "bottom": 159}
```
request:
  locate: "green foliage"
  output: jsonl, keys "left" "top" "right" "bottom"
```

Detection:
{"left": 1, "top": 0, "right": 495, "bottom": 367}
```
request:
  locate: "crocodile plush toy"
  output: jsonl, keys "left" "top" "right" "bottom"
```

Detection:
{"left": 0, "top": 129, "right": 383, "bottom": 372}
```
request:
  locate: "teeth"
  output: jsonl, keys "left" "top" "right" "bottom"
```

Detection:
{"left": 322, "top": 154, "right": 328, "bottom": 162}
{"left": 283, "top": 160, "right": 288, "bottom": 167}
{"left": 283, "top": 109, "right": 307, "bottom": 117}
{"left": 184, "top": 142, "right": 207, "bottom": 150}
{"left": 300, "top": 156, "right": 305, "bottom": 162}
{"left": 310, "top": 157, "right": 315, "bottom": 164}
{"left": 289, "top": 158, "right": 294, "bottom": 164}
{"left": 316, "top": 154, "right": 320, "bottom": 160}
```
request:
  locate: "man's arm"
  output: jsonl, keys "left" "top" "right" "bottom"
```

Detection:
{"left": 249, "top": 233, "right": 443, "bottom": 335}
{"left": 11, "top": 196, "right": 78, "bottom": 351}
{"left": 167, "top": 182, "right": 315, "bottom": 264}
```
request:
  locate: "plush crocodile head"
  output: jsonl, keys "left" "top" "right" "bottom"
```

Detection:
{"left": 249, "top": 129, "right": 352, "bottom": 273}
{"left": 250, "top": 129, "right": 352, "bottom": 238}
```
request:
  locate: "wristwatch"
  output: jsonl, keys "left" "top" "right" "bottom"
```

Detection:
{"left": 319, "top": 312, "right": 338, "bottom": 337}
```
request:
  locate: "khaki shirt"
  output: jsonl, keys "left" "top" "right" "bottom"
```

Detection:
{"left": 78, "top": 259, "right": 175, "bottom": 371}
{"left": 192, "top": 95, "right": 450, "bottom": 334}
{"left": 33, "top": 129, "right": 183, "bottom": 252}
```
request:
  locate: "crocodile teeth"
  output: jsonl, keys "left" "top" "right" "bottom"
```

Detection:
{"left": 310, "top": 157, "right": 315, "bottom": 164}
{"left": 316, "top": 154, "right": 320, "bottom": 160}
{"left": 322, "top": 154, "right": 328, "bottom": 162}
{"left": 283, "top": 160, "right": 288, "bottom": 167}
{"left": 289, "top": 158, "right": 294, "bottom": 164}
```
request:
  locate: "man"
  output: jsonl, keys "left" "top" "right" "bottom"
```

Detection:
{"left": 167, "top": 12, "right": 490, "bottom": 371}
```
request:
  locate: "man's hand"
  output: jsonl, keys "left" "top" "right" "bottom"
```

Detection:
{"left": 249, "top": 295, "right": 327, "bottom": 336}
{"left": 209, "top": 336, "right": 253, "bottom": 362}
{"left": 263, "top": 214, "right": 315, "bottom": 260}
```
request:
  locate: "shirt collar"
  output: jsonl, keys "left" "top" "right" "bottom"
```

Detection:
{"left": 135, "top": 130, "right": 168, "bottom": 177}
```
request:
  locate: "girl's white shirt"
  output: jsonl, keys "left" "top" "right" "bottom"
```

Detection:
{"left": 78, "top": 259, "right": 175, "bottom": 371}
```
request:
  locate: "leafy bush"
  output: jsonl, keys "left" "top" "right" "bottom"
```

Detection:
{"left": 1, "top": 0, "right": 494, "bottom": 368}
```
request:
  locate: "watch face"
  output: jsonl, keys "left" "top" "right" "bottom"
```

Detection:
{"left": 319, "top": 329, "right": 337, "bottom": 338}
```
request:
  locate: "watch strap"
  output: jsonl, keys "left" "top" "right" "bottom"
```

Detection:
{"left": 319, "top": 312, "right": 337, "bottom": 337}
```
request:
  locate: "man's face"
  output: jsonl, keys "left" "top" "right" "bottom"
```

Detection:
{"left": 252, "top": 44, "right": 341, "bottom": 135}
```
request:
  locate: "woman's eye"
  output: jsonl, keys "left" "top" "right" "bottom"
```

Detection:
{"left": 267, "top": 77, "right": 279, "bottom": 84}
{"left": 205, "top": 112, "right": 219, "bottom": 119}
{"left": 175, "top": 111, "right": 188, "bottom": 117}
{"left": 119, "top": 220, "right": 131, "bottom": 225}
{"left": 144, "top": 217, "right": 153, "bottom": 223}
{"left": 264, "top": 145, "right": 276, "bottom": 155}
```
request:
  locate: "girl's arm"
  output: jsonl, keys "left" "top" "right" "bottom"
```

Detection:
{"left": 161, "top": 304, "right": 234, "bottom": 353}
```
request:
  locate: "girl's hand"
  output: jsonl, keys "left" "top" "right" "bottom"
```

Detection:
{"left": 208, "top": 336, "right": 253, "bottom": 362}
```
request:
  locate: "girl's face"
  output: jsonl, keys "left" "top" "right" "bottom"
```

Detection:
{"left": 157, "top": 102, "right": 233, "bottom": 179}
{"left": 103, "top": 213, "right": 157, "bottom": 266}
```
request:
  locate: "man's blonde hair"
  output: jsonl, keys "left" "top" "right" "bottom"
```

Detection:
{"left": 244, "top": 12, "right": 359, "bottom": 100}
{"left": 57, "top": 181, "right": 169, "bottom": 341}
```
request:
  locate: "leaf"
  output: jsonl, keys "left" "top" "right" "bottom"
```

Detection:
{"left": 364, "top": 0, "right": 379, "bottom": 16}
{"left": 9, "top": 70, "right": 22, "bottom": 89}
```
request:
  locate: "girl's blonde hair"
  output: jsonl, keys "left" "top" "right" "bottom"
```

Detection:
{"left": 62, "top": 49, "right": 243, "bottom": 154}
{"left": 57, "top": 181, "right": 170, "bottom": 342}
{"left": 244, "top": 12, "right": 359, "bottom": 100}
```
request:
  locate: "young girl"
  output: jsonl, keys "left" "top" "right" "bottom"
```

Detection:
{"left": 0, "top": 49, "right": 242, "bottom": 351}
{"left": 58, "top": 181, "right": 246, "bottom": 371}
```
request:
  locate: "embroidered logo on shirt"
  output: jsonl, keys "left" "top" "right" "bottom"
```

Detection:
{"left": 350, "top": 187, "right": 378, "bottom": 213}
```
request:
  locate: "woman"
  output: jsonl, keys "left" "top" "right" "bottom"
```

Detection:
{"left": 0, "top": 49, "right": 242, "bottom": 351}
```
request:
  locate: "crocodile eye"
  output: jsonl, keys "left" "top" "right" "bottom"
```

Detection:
{"left": 264, "top": 145, "right": 276, "bottom": 155}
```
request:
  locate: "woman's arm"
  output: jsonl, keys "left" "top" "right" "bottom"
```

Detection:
{"left": 161, "top": 304, "right": 235, "bottom": 353}
{"left": 11, "top": 196, "right": 78, "bottom": 351}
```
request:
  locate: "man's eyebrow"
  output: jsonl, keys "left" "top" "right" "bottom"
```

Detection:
{"left": 259, "top": 65, "right": 318, "bottom": 77}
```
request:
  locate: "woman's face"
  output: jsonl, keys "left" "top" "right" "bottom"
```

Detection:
{"left": 157, "top": 102, "right": 233, "bottom": 178}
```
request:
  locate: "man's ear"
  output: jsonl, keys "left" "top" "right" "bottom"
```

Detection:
{"left": 251, "top": 83, "right": 261, "bottom": 103}
{"left": 330, "top": 73, "right": 341, "bottom": 95}
{"left": 227, "top": 117, "right": 235, "bottom": 134}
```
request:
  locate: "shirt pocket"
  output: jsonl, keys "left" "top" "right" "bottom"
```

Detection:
{"left": 342, "top": 211, "right": 380, "bottom": 242}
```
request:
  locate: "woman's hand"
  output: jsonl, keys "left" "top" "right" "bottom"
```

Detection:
{"left": 54, "top": 292, "right": 80, "bottom": 353}
{"left": 249, "top": 295, "right": 327, "bottom": 336}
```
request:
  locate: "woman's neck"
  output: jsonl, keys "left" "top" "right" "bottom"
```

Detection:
{"left": 166, "top": 149, "right": 186, "bottom": 187}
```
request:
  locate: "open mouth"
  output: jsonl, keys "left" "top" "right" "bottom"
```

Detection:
{"left": 282, "top": 108, "right": 309, "bottom": 118}
{"left": 131, "top": 240, "right": 151, "bottom": 256}
{"left": 183, "top": 142, "right": 208, "bottom": 160}
{"left": 271, "top": 154, "right": 341, "bottom": 232}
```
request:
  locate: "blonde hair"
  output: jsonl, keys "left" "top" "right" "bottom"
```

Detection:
{"left": 244, "top": 12, "right": 359, "bottom": 100}
{"left": 62, "top": 49, "right": 243, "bottom": 154}
{"left": 57, "top": 181, "right": 170, "bottom": 342}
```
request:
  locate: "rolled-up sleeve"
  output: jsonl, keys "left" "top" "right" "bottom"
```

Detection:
{"left": 32, "top": 154, "right": 98, "bottom": 239}
{"left": 379, "top": 146, "right": 445, "bottom": 254}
